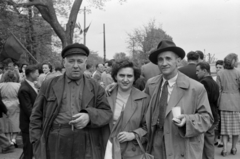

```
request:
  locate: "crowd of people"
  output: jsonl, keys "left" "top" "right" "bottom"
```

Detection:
{"left": 0, "top": 40, "right": 239, "bottom": 159}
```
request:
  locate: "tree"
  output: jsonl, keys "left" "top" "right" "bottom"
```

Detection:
{"left": 87, "top": 50, "right": 104, "bottom": 66}
{"left": 7, "top": 0, "right": 126, "bottom": 48}
{"left": 113, "top": 52, "right": 128, "bottom": 61}
{"left": 127, "top": 19, "right": 172, "bottom": 65}
{"left": 205, "top": 53, "right": 216, "bottom": 64}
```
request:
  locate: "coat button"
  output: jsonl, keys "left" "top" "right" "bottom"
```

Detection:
{"left": 132, "top": 147, "right": 136, "bottom": 151}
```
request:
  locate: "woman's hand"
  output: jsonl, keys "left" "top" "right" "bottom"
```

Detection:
{"left": 117, "top": 131, "right": 135, "bottom": 143}
{"left": 105, "top": 83, "right": 117, "bottom": 96}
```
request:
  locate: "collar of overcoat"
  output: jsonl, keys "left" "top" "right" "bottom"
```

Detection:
{"left": 107, "top": 86, "right": 147, "bottom": 131}
{"left": 148, "top": 71, "right": 190, "bottom": 117}
{"left": 52, "top": 74, "right": 94, "bottom": 109}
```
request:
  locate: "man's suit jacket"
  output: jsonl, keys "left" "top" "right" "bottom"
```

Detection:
{"left": 141, "top": 62, "right": 161, "bottom": 81}
{"left": 178, "top": 63, "right": 199, "bottom": 81}
{"left": 200, "top": 76, "right": 219, "bottom": 124}
{"left": 18, "top": 80, "right": 38, "bottom": 133}
{"left": 145, "top": 72, "right": 213, "bottom": 159}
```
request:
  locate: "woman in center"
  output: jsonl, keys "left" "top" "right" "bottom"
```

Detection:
{"left": 105, "top": 59, "right": 150, "bottom": 159}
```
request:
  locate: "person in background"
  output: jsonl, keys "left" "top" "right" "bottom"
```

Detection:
{"left": 216, "top": 60, "right": 224, "bottom": 73}
{"left": 36, "top": 62, "right": 52, "bottom": 88}
{"left": 7, "top": 61, "right": 15, "bottom": 71}
{"left": 18, "top": 65, "right": 39, "bottom": 159}
{"left": 101, "top": 60, "right": 114, "bottom": 88}
{"left": 47, "top": 63, "right": 63, "bottom": 79}
{"left": 217, "top": 53, "right": 240, "bottom": 156}
{"left": 0, "top": 70, "right": 21, "bottom": 148}
{"left": 214, "top": 60, "right": 224, "bottom": 147}
{"left": 145, "top": 40, "right": 213, "bottom": 159}
{"left": 104, "top": 59, "right": 149, "bottom": 159}
{"left": 141, "top": 60, "right": 161, "bottom": 82}
{"left": 178, "top": 51, "right": 199, "bottom": 81}
{"left": 196, "top": 50, "right": 204, "bottom": 62}
{"left": 196, "top": 62, "right": 219, "bottom": 159}
{"left": 84, "top": 63, "right": 93, "bottom": 78}
{"left": 92, "top": 63, "right": 104, "bottom": 86}
{"left": 19, "top": 63, "right": 28, "bottom": 82}
{"left": 30, "top": 43, "right": 112, "bottom": 159}
{"left": 0, "top": 95, "right": 15, "bottom": 153}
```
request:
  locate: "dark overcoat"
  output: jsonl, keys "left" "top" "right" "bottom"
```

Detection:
{"left": 30, "top": 74, "right": 112, "bottom": 159}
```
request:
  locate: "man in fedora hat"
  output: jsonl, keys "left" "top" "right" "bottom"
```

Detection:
{"left": 145, "top": 40, "right": 213, "bottom": 159}
{"left": 30, "top": 43, "right": 112, "bottom": 159}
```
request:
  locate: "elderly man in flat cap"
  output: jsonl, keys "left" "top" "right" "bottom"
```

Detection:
{"left": 145, "top": 40, "right": 213, "bottom": 159}
{"left": 30, "top": 43, "right": 112, "bottom": 159}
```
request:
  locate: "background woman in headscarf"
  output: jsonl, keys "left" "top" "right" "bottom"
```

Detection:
{"left": 104, "top": 59, "right": 149, "bottom": 159}
{"left": 217, "top": 53, "right": 240, "bottom": 156}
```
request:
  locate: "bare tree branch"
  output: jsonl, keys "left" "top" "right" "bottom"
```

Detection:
{"left": 66, "top": 0, "right": 83, "bottom": 44}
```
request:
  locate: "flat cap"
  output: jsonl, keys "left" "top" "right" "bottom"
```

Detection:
{"left": 61, "top": 43, "right": 90, "bottom": 58}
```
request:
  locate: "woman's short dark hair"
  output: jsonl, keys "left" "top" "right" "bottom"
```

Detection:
{"left": 20, "top": 63, "right": 28, "bottom": 73}
{"left": 224, "top": 53, "right": 238, "bottom": 70}
{"left": 215, "top": 60, "right": 223, "bottom": 66}
{"left": 25, "top": 65, "right": 39, "bottom": 77}
{"left": 111, "top": 59, "right": 140, "bottom": 84}
{"left": 42, "top": 62, "right": 53, "bottom": 72}
{"left": 2, "top": 70, "right": 19, "bottom": 83}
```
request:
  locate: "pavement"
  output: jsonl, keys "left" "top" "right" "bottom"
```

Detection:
{"left": 0, "top": 142, "right": 240, "bottom": 159}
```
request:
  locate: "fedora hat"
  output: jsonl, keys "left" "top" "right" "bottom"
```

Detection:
{"left": 149, "top": 40, "right": 185, "bottom": 64}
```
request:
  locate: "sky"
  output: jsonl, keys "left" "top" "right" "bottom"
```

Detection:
{"left": 78, "top": 0, "right": 240, "bottom": 60}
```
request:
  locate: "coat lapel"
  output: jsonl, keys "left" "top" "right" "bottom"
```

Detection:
{"left": 165, "top": 72, "right": 189, "bottom": 117}
{"left": 107, "top": 88, "right": 117, "bottom": 131}
{"left": 82, "top": 76, "right": 94, "bottom": 109}
{"left": 121, "top": 88, "right": 147, "bottom": 130}
{"left": 52, "top": 75, "right": 65, "bottom": 107}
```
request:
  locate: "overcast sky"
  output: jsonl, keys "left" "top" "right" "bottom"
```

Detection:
{"left": 78, "top": 0, "right": 240, "bottom": 60}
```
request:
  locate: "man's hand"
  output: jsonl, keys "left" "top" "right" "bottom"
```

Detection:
{"left": 117, "top": 132, "right": 135, "bottom": 143}
{"left": 174, "top": 114, "right": 186, "bottom": 127}
{"left": 105, "top": 83, "right": 117, "bottom": 96}
{"left": 69, "top": 113, "right": 90, "bottom": 129}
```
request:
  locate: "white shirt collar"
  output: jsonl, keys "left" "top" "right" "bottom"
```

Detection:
{"left": 163, "top": 73, "right": 178, "bottom": 87}
{"left": 26, "top": 79, "right": 38, "bottom": 93}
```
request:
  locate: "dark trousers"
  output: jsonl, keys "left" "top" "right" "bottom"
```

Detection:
{"left": 203, "top": 123, "right": 217, "bottom": 159}
{"left": 47, "top": 125, "right": 92, "bottom": 159}
{"left": 22, "top": 132, "right": 33, "bottom": 159}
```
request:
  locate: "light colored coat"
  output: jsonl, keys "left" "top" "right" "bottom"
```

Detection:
{"left": 217, "top": 69, "right": 240, "bottom": 111}
{"left": 107, "top": 87, "right": 149, "bottom": 158}
{"left": 145, "top": 72, "right": 213, "bottom": 159}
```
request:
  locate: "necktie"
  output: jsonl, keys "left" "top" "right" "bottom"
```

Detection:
{"left": 158, "top": 81, "right": 169, "bottom": 130}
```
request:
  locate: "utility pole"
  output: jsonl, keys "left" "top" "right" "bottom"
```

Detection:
{"left": 83, "top": 6, "right": 86, "bottom": 45}
{"left": 103, "top": 23, "right": 106, "bottom": 62}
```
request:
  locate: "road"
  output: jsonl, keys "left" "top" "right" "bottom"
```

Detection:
{"left": 1, "top": 142, "right": 240, "bottom": 159}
